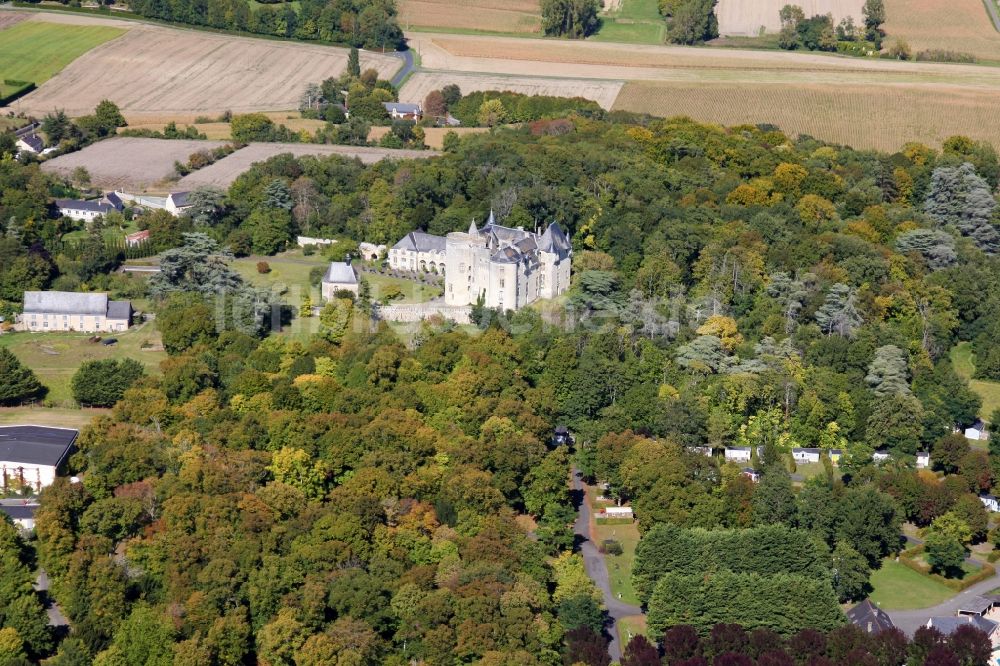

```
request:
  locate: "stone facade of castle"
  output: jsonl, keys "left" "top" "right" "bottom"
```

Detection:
{"left": 388, "top": 214, "right": 572, "bottom": 310}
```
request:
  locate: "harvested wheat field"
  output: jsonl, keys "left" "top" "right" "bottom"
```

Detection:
{"left": 400, "top": 71, "right": 623, "bottom": 109}
{"left": 613, "top": 81, "right": 1000, "bottom": 151}
{"left": 177, "top": 143, "right": 440, "bottom": 189}
{"left": 41, "top": 137, "right": 228, "bottom": 189}
{"left": 716, "top": 0, "right": 862, "bottom": 35}
{"left": 398, "top": 0, "right": 540, "bottom": 33}
{"left": 14, "top": 12, "right": 400, "bottom": 118}
{"left": 884, "top": 0, "right": 1000, "bottom": 62}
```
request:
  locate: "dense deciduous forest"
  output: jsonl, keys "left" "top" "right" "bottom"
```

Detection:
{"left": 6, "top": 112, "right": 1000, "bottom": 663}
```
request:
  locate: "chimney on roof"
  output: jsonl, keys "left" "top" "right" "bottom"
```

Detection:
{"left": 345, "top": 254, "right": 352, "bottom": 265}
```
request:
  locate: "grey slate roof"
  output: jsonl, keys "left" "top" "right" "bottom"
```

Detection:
{"left": 384, "top": 102, "right": 421, "bottom": 114}
{"left": 392, "top": 231, "right": 446, "bottom": 253}
{"left": 106, "top": 301, "right": 132, "bottom": 321}
{"left": 103, "top": 192, "right": 124, "bottom": 209}
{"left": 847, "top": 600, "right": 896, "bottom": 635}
{"left": 168, "top": 192, "right": 192, "bottom": 208}
{"left": 793, "top": 447, "right": 821, "bottom": 454}
{"left": 56, "top": 199, "right": 116, "bottom": 215}
{"left": 538, "top": 222, "right": 572, "bottom": 255}
{"left": 958, "top": 596, "right": 995, "bottom": 615}
{"left": 323, "top": 261, "right": 358, "bottom": 285}
{"left": 18, "top": 134, "right": 43, "bottom": 152}
{"left": 0, "top": 504, "right": 39, "bottom": 521}
{"left": 23, "top": 291, "right": 108, "bottom": 316}
{"left": 0, "top": 426, "right": 77, "bottom": 466}
{"left": 928, "top": 615, "right": 997, "bottom": 635}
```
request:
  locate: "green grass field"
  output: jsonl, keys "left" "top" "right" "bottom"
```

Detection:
{"left": 595, "top": 520, "right": 642, "bottom": 605}
{"left": 0, "top": 21, "right": 125, "bottom": 97}
{"left": 0, "top": 322, "right": 165, "bottom": 407}
{"left": 0, "top": 406, "right": 110, "bottom": 428}
{"left": 951, "top": 342, "right": 1000, "bottom": 420}
{"left": 364, "top": 273, "right": 443, "bottom": 304}
{"left": 592, "top": 0, "right": 665, "bottom": 44}
{"left": 868, "top": 559, "right": 956, "bottom": 610}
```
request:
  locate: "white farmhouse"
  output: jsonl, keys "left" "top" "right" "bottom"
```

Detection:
{"left": 383, "top": 102, "right": 422, "bottom": 120}
{"left": 16, "top": 291, "right": 132, "bottom": 333}
{"left": 56, "top": 198, "right": 120, "bottom": 222}
{"left": 321, "top": 260, "right": 359, "bottom": 301}
{"left": 16, "top": 133, "right": 43, "bottom": 155}
{"left": 0, "top": 426, "right": 77, "bottom": 493}
{"left": 981, "top": 494, "right": 1000, "bottom": 512}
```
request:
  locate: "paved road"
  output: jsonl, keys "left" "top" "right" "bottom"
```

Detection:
{"left": 985, "top": 0, "right": 1000, "bottom": 33}
{"left": 572, "top": 467, "right": 643, "bottom": 663}
{"left": 34, "top": 570, "right": 69, "bottom": 628}
{"left": 390, "top": 49, "right": 416, "bottom": 89}
{"left": 886, "top": 569, "right": 1000, "bottom": 635}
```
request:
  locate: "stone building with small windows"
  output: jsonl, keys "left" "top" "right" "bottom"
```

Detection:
{"left": 388, "top": 231, "right": 447, "bottom": 274}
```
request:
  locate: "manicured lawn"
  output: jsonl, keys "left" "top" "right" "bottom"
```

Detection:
{"left": 0, "top": 21, "right": 124, "bottom": 96}
{"left": 592, "top": 0, "right": 665, "bottom": 44}
{"left": 951, "top": 342, "right": 1000, "bottom": 421}
{"left": 232, "top": 250, "right": 328, "bottom": 293}
{"left": 594, "top": 519, "right": 641, "bottom": 606}
{"left": 0, "top": 322, "right": 165, "bottom": 407}
{"left": 868, "top": 559, "right": 956, "bottom": 610}
{"left": 364, "top": 272, "right": 443, "bottom": 304}
{"left": 0, "top": 406, "right": 109, "bottom": 428}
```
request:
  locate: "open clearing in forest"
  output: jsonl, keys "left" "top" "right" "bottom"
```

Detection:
{"left": 715, "top": 0, "right": 863, "bottom": 35}
{"left": 176, "top": 142, "right": 439, "bottom": 189}
{"left": 10, "top": 12, "right": 399, "bottom": 118}
{"left": 883, "top": 0, "right": 1000, "bottom": 62}
{"left": 41, "top": 137, "right": 228, "bottom": 190}
{"left": 0, "top": 19, "right": 124, "bottom": 98}
{"left": 951, "top": 342, "right": 1000, "bottom": 419}
{"left": 0, "top": 323, "right": 166, "bottom": 407}
{"left": 612, "top": 81, "right": 1000, "bottom": 151}
{"left": 399, "top": 71, "right": 623, "bottom": 109}
{"left": 398, "top": 0, "right": 540, "bottom": 33}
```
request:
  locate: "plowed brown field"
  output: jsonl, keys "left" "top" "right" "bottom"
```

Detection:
{"left": 716, "top": 0, "right": 863, "bottom": 35}
{"left": 398, "top": 0, "right": 540, "bottom": 33}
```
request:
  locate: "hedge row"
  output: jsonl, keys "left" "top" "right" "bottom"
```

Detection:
{"left": 898, "top": 545, "right": 997, "bottom": 591}
{"left": 0, "top": 79, "right": 35, "bottom": 106}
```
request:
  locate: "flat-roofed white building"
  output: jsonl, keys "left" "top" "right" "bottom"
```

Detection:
{"left": 0, "top": 426, "right": 77, "bottom": 493}
{"left": 16, "top": 291, "right": 132, "bottom": 333}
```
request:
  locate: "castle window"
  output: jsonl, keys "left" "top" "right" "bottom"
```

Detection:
{"left": 500, "top": 278, "right": 505, "bottom": 288}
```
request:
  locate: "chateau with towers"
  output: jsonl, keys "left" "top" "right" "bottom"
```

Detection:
{"left": 387, "top": 213, "right": 572, "bottom": 310}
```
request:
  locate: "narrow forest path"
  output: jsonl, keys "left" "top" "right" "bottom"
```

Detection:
{"left": 571, "top": 467, "right": 644, "bottom": 663}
